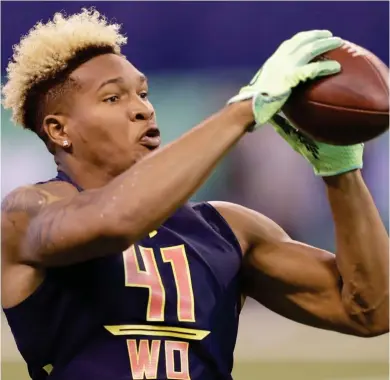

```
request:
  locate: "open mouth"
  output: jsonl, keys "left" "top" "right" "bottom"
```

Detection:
{"left": 140, "top": 127, "right": 161, "bottom": 149}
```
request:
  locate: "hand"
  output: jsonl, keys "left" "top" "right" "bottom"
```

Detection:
{"left": 270, "top": 113, "right": 364, "bottom": 177}
{"left": 228, "top": 30, "right": 343, "bottom": 128}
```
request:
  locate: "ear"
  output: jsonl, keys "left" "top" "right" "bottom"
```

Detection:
{"left": 42, "top": 114, "right": 71, "bottom": 149}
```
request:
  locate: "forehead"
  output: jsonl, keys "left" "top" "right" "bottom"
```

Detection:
{"left": 70, "top": 54, "right": 144, "bottom": 91}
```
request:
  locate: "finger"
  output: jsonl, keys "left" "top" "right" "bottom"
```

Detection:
{"left": 302, "top": 60, "right": 342, "bottom": 79}
{"left": 291, "top": 30, "right": 333, "bottom": 43}
{"left": 313, "top": 60, "right": 342, "bottom": 77}
{"left": 280, "top": 30, "right": 333, "bottom": 55}
{"left": 296, "top": 37, "right": 343, "bottom": 65}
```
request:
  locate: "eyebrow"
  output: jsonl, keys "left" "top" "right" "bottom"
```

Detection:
{"left": 97, "top": 75, "right": 148, "bottom": 91}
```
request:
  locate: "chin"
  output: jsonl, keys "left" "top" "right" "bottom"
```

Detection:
{"left": 133, "top": 146, "right": 155, "bottom": 162}
{"left": 117, "top": 145, "right": 158, "bottom": 172}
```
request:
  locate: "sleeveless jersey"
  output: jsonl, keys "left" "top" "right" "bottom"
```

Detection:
{"left": 3, "top": 171, "right": 243, "bottom": 380}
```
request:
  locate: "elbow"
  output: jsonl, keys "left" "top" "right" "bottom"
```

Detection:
{"left": 343, "top": 281, "right": 390, "bottom": 336}
{"left": 367, "top": 328, "right": 389, "bottom": 338}
{"left": 361, "top": 310, "right": 389, "bottom": 338}
{"left": 356, "top": 325, "right": 389, "bottom": 338}
{"left": 346, "top": 305, "right": 389, "bottom": 338}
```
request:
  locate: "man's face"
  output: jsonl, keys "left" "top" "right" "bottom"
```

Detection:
{"left": 66, "top": 53, "right": 159, "bottom": 175}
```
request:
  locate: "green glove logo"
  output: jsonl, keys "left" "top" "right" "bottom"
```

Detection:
{"left": 273, "top": 114, "right": 320, "bottom": 160}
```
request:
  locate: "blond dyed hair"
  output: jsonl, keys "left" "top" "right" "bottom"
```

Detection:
{"left": 2, "top": 8, "right": 127, "bottom": 131}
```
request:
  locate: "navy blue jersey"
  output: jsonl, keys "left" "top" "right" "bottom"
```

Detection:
{"left": 4, "top": 171, "right": 243, "bottom": 380}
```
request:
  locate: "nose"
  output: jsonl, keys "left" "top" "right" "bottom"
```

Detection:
{"left": 129, "top": 99, "right": 154, "bottom": 121}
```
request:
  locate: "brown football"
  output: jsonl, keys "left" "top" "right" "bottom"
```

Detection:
{"left": 282, "top": 41, "right": 389, "bottom": 145}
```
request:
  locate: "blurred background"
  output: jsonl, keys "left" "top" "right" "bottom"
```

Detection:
{"left": 1, "top": 1, "right": 389, "bottom": 379}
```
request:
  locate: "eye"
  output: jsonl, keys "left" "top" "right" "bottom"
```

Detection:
{"left": 104, "top": 95, "right": 120, "bottom": 103}
{"left": 140, "top": 91, "right": 148, "bottom": 99}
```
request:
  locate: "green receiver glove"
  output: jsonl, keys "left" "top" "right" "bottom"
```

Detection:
{"left": 228, "top": 30, "right": 343, "bottom": 127}
{"left": 270, "top": 113, "right": 364, "bottom": 177}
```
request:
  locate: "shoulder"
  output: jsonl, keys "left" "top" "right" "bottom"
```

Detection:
{"left": 1, "top": 181, "right": 78, "bottom": 261}
{"left": 208, "top": 201, "right": 290, "bottom": 254}
{"left": 2, "top": 181, "right": 78, "bottom": 216}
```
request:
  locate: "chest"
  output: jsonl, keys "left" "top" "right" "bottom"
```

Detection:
{"left": 54, "top": 205, "right": 242, "bottom": 328}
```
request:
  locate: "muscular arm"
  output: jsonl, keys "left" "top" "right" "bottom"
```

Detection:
{"left": 323, "top": 171, "right": 388, "bottom": 333}
{"left": 212, "top": 173, "right": 389, "bottom": 337}
{"left": 2, "top": 102, "right": 253, "bottom": 267}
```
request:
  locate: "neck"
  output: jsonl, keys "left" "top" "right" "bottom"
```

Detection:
{"left": 55, "top": 153, "right": 123, "bottom": 190}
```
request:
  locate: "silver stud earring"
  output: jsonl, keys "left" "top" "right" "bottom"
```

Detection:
{"left": 63, "top": 140, "right": 70, "bottom": 148}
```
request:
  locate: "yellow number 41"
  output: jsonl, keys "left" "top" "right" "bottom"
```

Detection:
{"left": 124, "top": 244, "right": 196, "bottom": 323}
